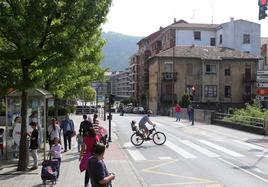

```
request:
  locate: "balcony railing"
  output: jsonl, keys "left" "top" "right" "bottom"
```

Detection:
{"left": 162, "top": 72, "right": 177, "bottom": 81}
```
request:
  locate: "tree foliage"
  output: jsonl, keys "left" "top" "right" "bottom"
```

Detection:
{"left": 0, "top": 0, "right": 111, "bottom": 170}
{"left": 179, "top": 94, "right": 190, "bottom": 108}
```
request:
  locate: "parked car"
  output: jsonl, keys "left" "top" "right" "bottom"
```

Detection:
{"left": 138, "top": 107, "right": 145, "bottom": 114}
{"left": 123, "top": 106, "right": 133, "bottom": 113}
{"left": 132, "top": 107, "right": 139, "bottom": 114}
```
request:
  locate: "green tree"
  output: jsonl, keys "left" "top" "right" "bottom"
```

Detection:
{"left": 0, "top": 0, "right": 111, "bottom": 171}
{"left": 78, "top": 86, "right": 96, "bottom": 106}
{"left": 179, "top": 94, "right": 190, "bottom": 108}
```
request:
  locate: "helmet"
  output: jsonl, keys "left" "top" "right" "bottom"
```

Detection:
{"left": 147, "top": 110, "right": 152, "bottom": 115}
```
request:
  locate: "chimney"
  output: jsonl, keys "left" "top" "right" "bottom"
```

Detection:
{"left": 159, "top": 26, "right": 163, "bottom": 30}
{"left": 230, "top": 17, "right": 234, "bottom": 22}
{"left": 174, "top": 17, "right": 176, "bottom": 23}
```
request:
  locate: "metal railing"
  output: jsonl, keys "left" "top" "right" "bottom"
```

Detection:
{"left": 214, "top": 112, "right": 265, "bottom": 129}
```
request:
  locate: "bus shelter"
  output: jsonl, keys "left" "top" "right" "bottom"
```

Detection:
{"left": 5, "top": 89, "right": 53, "bottom": 160}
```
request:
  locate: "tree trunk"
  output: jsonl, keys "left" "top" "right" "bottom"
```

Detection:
{"left": 17, "top": 90, "right": 29, "bottom": 171}
{"left": 54, "top": 97, "right": 59, "bottom": 118}
{"left": 17, "top": 58, "right": 31, "bottom": 171}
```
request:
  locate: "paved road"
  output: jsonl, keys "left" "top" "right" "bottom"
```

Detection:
{"left": 111, "top": 113, "right": 268, "bottom": 187}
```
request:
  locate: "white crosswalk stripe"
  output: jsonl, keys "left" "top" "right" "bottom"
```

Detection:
{"left": 123, "top": 138, "right": 267, "bottom": 161}
{"left": 180, "top": 140, "right": 220, "bottom": 158}
{"left": 232, "top": 140, "right": 268, "bottom": 152}
{"left": 124, "top": 143, "right": 146, "bottom": 161}
{"left": 198, "top": 140, "right": 245, "bottom": 157}
{"left": 165, "top": 141, "right": 196, "bottom": 159}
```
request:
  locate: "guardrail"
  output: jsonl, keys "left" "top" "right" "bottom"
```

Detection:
{"left": 213, "top": 112, "right": 265, "bottom": 130}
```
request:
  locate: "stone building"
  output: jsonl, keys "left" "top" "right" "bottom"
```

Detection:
{"left": 132, "top": 18, "right": 260, "bottom": 109}
{"left": 147, "top": 46, "right": 258, "bottom": 115}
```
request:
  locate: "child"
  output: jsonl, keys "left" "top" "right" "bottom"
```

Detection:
{"left": 28, "top": 122, "right": 39, "bottom": 170}
{"left": 76, "top": 133, "right": 83, "bottom": 152}
{"left": 50, "top": 137, "right": 62, "bottom": 178}
{"left": 0, "top": 128, "right": 4, "bottom": 158}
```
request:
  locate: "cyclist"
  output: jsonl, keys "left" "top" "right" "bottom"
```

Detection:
{"left": 138, "top": 110, "right": 155, "bottom": 140}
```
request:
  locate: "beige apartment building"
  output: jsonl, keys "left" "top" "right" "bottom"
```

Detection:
{"left": 148, "top": 46, "right": 258, "bottom": 115}
{"left": 129, "top": 54, "right": 140, "bottom": 105}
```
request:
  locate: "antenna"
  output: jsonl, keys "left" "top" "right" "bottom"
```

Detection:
{"left": 211, "top": 0, "right": 214, "bottom": 24}
{"left": 192, "top": 9, "right": 195, "bottom": 23}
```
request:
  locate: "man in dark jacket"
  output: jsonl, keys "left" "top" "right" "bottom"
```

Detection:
{"left": 79, "top": 114, "right": 93, "bottom": 137}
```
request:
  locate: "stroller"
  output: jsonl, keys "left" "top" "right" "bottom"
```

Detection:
{"left": 41, "top": 154, "right": 59, "bottom": 185}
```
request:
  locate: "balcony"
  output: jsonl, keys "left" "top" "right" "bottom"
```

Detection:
{"left": 162, "top": 72, "right": 177, "bottom": 81}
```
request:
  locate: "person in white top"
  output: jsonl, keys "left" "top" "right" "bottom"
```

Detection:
{"left": 50, "top": 137, "right": 62, "bottom": 178}
{"left": 47, "top": 118, "right": 61, "bottom": 148}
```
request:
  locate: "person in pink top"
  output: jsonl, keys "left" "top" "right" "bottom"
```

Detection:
{"left": 79, "top": 127, "right": 99, "bottom": 187}
{"left": 175, "top": 104, "right": 182, "bottom": 122}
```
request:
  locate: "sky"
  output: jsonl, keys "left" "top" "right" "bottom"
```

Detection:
{"left": 102, "top": 0, "right": 268, "bottom": 37}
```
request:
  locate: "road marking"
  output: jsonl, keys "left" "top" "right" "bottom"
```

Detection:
{"left": 165, "top": 141, "right": 196, "bottom": 159}
{"left": 123, "top": 143, "right": 146, "bottom": 161}
{"left": 143, "top": 159, "right": 216, "bottom": 186}
{"left": 159, "top": 156, "right": 172, "bottom": 160}
{"left": 218, "top": 157, "right": 268, "bottom": 184}
{"left": 233, "top": 140, "right": 268, "bottom": 152}
{"left": 180, "top": 140, "right": 219, "bottom": 158}
{"left": 199, "top": 140, "right": 244, "bottom": 157}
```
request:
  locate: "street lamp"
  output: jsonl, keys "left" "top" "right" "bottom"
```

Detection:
{"left": 190, "top": 86, "right": 195, "bottom": 125}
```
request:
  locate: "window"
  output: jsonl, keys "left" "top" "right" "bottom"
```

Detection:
{"left": 204, "top": 85, "right": 217, "bottom": 97}
{"left": 205, "top": 64, "right": 216, "bottom": 74}
{"left": 243, "top": 34, "right": 250, "bottom": 44}
{"left": 194, "top": 31, "right": 201, "bottom": 40}
{"left": 225, "top": 86, "right": 231, "bottom": 98}
{"left": 219, "top": 34, "right": 222, "bottom": 44}
{"left": 164, "top": 62, "right": 173, "bottom": 72}
{"left": 225, "top": 68, "right": 231, "bottom": 76}
{"left": 210, "top": 38, "right": 216, "bottom": 46}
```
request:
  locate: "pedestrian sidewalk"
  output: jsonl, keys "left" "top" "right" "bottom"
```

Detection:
{"left": 0, "top": 114, "right": 146, "bottom": 187}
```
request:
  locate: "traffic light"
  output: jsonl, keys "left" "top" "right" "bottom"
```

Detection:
{"left": 109, "top": 94, "right": 115, "bottom": 105}
{"left": 259, "top": 0, "right": 268, "bottom": 20}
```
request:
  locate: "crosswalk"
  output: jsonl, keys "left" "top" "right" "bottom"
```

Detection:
{"left": 123, "top": 139, "right": 268, "bottom": 161}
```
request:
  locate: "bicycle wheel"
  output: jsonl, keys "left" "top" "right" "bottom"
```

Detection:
{"left": 152, "top": 132, "right": 166, "bottom": 145}
{"left": 130, "top": 132, "right": 144, "bottom": 146}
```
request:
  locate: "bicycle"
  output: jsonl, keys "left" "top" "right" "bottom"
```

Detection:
{"left": 130, "top": 121, "right": 166, "bottom": 146}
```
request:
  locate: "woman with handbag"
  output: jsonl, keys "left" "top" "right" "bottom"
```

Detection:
{"left": 79, "top": 127, "right": 99, "bottom": 187}
{"left": 47, "top": 118, "right": 61, "bottom": 148}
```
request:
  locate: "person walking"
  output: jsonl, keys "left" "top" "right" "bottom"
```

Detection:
{"left": 0, "top": 128, "right": 4, "bottom": 158}
{"left": 88, "top": 143, "right": 115, "bottom": 187}
{"left": 47, "top": 118, "right": 61, "bottom": 148}
{"left": 175, "top": 104, "right": 181, "bottom": 122}
{"left": 79, "top": 114, "right": 93, "bottom": 137}
{"left": 60, "top": 114, "right": 75, "bottom": 152}
{"left": 79, "top": 127, "right": 99, "bottom": 187}
{"left": 28, "top": 122, "right": 39, "bottom": 170}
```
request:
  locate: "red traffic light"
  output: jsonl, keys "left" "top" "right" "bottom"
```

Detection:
{"left": 260, "top": 0, "right": 267, "bottom": 6}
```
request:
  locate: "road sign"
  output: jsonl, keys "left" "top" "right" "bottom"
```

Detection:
{"left": 257, "top": 83, "right": 268, "bottom": 87}
{"left": 257, "top": 70, "right": 268, "bottom": 75}
{"left": 256, "top": 88, "right": 268, "bottom": 95}
{"left": 256, "top": 95, "right": 268, "bottom": 101}
{"left": 257, "top": 75, "right": 268, "bottom": 82}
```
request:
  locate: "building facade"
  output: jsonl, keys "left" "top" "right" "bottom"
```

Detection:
{"left": 148, "top": 46, "right": 258, "bottom": 114}
{"left": 131, "top": 18, "right": 260, "bottom": 110}
{"left": 110, "top": 70, "right": 131, "bottom": 99}
{"left": 129, "top": 54, "right": 140, "bottom": 105}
